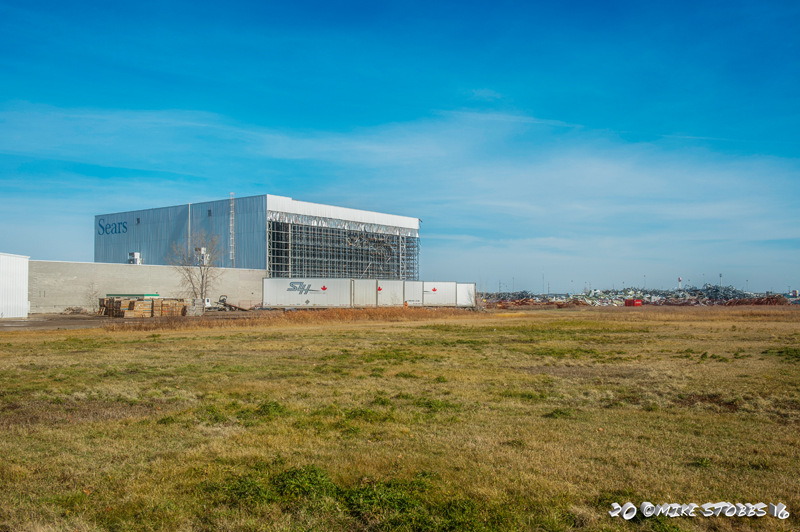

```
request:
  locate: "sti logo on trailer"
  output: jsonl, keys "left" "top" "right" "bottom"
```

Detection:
{"left": 287, "top": 282, "right": 327, "bottom": 295}
{"left": 97, "top": 218, "right": 128, "bottom": 235}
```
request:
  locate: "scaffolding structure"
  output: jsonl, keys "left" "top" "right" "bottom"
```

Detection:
{"left": 267, "top": 221, "right": 419, "bottom": 280}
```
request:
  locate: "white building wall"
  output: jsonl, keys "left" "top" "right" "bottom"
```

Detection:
{"left": 29, "top": 261, "right": 265, "bottom": 314}
{"left": 0, "top": 252, "right": 30, "bottom": 318}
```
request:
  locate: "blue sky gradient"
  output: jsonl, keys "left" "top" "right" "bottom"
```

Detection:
{"left": 1, "top": 0, "right": 798, "bottom": 292}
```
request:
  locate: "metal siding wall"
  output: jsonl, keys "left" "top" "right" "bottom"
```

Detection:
{"left": 0, "top": 253, "right": 29, "bottom": 318}
{"left": 190, "top": 199, "right": 231, "bottom": 267}
{"left": 234, "top": 195, "right": 267, "bottom": 270}
{"left": 188, "top": 196, "right": 267, "bottom": 270}
{"left": 95, "top": 205, "right": 189, "bottom": 266}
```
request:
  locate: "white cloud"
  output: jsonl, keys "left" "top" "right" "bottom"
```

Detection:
{"left": 469, "top": 88, "right": 502, "bottom": 101}
{"left": 1, "top": 101, "right": 798, "bottom": 290}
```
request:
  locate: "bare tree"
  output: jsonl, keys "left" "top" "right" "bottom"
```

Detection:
{"left": 84, "top": 281, "right": 101, "bottom": 314}
{"left": 167, "top": 231, "right": 223, "bottom": 301}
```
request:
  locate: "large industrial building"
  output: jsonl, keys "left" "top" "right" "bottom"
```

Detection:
{"left": 95, "top": 194, "right": 420, "bottom": 280}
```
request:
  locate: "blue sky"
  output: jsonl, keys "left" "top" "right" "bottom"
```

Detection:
{"left": 1, "top": 0, "right": 798, "bottom": 292}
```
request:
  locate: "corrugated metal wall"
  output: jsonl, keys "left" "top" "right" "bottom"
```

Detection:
{"left": 94, "top": 194, "right": 416, "bottom": 275}
{"left": 0, "top": 252, "right": 29, "bottom": 318}
{"left": 95, "top": 197, "right": 267, "bottom": 269}
{"left": 95, "top": 204, "right": 190, "bottom": 266}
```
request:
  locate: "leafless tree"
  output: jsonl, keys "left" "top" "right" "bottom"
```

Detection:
{"left": 167, "top": 231, "right": 223, "bottom": 301}
{"left": 84, "top": 281, "right": 101, "bottom": 314}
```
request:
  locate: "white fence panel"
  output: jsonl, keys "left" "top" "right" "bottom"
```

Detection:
{"left": 456, "top": 283, "right": 476, "bottom": 308}
{"left": 352, "top": 279, "right": 378, "bottom": 307}
{"left": 263, "top": 278, "right": 351, "bottom": 308}
{"left": 0, "top": 253, "right": 29, "bottom": 318}
{"left": 423, "top": 281, "right": 457, "bottom": 307}
{"left": 377, "top": 280, "right": 404, "bottom": 307}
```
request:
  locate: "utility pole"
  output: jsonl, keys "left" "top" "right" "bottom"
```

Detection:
{"left": 746, "top": 279, "right": 748, "bottom": 292}
{"left": 719, "top": 273, "right": 722, "bottom": 287}
{"left": 644, "top": 275, "right": 646, "bottom": 289}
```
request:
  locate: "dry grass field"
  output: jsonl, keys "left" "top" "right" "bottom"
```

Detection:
{"left": 0, "top": 306, "right": 798, "bottom": 532}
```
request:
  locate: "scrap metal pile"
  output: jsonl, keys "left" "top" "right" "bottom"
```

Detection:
{"left": 480, "top": 284, "right": 792, "bottom": 308}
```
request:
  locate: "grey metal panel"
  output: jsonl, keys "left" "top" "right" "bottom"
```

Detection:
{"left": 234, "top": 195, "right": 267, "bottom": 270}
{"left": 95, "top": 205, "right": 190, "bottom": 266}
{"left": 190, "top": 198, "right": 232, "bottom": 267}
{"left": 185, "top": 196, "right": 268, "bottom": 269}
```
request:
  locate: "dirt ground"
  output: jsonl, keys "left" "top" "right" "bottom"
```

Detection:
{"left": 0, "top": 310, "right": 260, "bottom": 331}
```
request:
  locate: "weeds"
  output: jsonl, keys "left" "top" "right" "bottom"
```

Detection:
{"left": 1, "top": 306, "right": 798, "bottom": 531}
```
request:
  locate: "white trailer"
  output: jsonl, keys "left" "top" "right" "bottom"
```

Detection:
{"left": 263, "top": 278, "right": 352, "bottom": 308}
{"left": 404, "top": 281, "right": 423, "bottom": 307}
{"left": 377, "top": 280, "right": 404, "bottom": 307}
{"left": 262, "top": 278, "right": 476, "bottom": 309}
{"left": 456, "top": 283, "right": 477, "bottom": 308}
{"left": 422, "top": 281, "right": 457, "bottom": 307}
{"left": 0, "top": 252, "right": 30, "bottom": 318}
{"left": 352, "top": 279, "right": 378, "bottom": 307}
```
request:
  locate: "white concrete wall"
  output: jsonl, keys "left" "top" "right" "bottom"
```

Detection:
{"left": 29, "top": 261, "right": 265, "bottom": 314}
{"left": 0, "top": 252, "right": 29, "bottom": 318}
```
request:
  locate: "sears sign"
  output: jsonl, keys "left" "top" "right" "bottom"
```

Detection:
{"left": 97, "top": 218, "right": 128, "bottom": 235}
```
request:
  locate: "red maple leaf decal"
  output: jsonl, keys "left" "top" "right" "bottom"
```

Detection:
{"left": 432, "top": 287, "right": 437, "bottom": 292}
{"left": 321, "top": 286, "right": 327, "bottom": 291}
{"left": 378, "top": 287, "right": 382, "bottom": 291}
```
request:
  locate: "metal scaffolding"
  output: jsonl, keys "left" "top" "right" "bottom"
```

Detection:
{"left": 267, "top": 221, "right": 419, "bottom": 280}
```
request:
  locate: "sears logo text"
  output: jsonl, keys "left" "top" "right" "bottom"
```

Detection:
{"left": 97, "top": 218, "right": 128, "bottom": 235}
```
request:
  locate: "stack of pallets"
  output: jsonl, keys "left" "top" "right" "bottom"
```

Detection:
{"left": 101, "top": 298, "right": 136, "bottom": 318}
{"left": 131, "top": 300, "right": 153, "bottom": 318}
{"left": 159, "top": 299, "right": 187, "bottom": 317}
{"left": 100, "top": 297, "right": 194, "bottom": 318}
{"left": 186, "top": 299, "right": 205, "bottom": 317}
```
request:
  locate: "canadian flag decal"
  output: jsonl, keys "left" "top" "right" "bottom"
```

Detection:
{"left": 432, "top": 287, "right": 437, "bottom": 292}
{"left": 321, "top": 286, "right": 327, "bottom": 291}
{"left": 378, "top": 286, "right": 382, "bottom": 291}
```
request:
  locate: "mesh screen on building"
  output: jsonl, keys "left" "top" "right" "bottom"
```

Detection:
{"left": 267, "top": 222, "right": 419, "bottom": 280}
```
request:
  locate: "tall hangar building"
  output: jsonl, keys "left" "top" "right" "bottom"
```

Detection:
{"left": 95, "top": 194, "right": 420, "bottom": 280}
